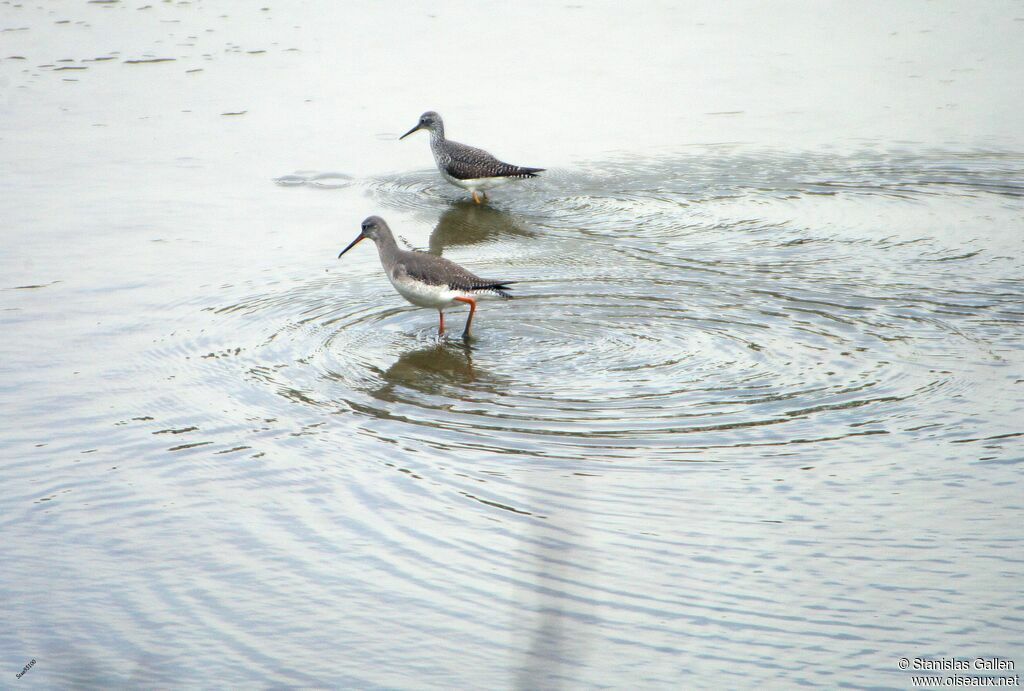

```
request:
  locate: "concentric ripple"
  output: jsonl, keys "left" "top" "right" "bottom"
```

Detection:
{"left": 159, "top": 149, "right": 1024, "bottom": 465}
{"left": 180, "top": 275, "right": 954, "bottom": 464}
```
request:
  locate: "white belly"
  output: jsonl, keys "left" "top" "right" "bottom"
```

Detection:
{"left": 439, "top": 170, "right": 515, "bottom": 192}
{"left": 389, "top": 274, "right": 460, "bottom": 310}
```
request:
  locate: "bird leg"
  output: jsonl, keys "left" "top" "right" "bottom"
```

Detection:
{"left": 472, "top": 190, "right": 482, "bottom": 205}
{"left": 454, "top": 296, "right": 477, "bottom": 338}
{"left": 438, "top": 310, "right": 445, "bottom": 335}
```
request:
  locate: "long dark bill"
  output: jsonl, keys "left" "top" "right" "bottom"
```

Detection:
{"left": 398, "top": 123, "right": 422, "bottom": 140}
{"left": 337, "top": 234, "right": 365, "bottom": 258}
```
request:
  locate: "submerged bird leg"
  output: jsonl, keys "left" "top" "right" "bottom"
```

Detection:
{"left": 454, "top": 296, "right": 477, "bottom": 338}
{"left": 481, "top": 191, "right": 489, "bottom": 201}
{"left": 472, "top": 190, "right": 482, "bottom": 205}
{"left": 438, "top": 310, "right": 445, "bottom": 335}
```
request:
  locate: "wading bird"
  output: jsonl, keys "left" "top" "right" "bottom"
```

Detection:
{"left": 338, "top": 216, "right": 514, "bottom": 339}
{"left": 399, "top": 111, "right": 544, "bottom": 204}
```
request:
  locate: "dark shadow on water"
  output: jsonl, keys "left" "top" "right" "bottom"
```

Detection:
{"left": 428, "top": 200, "right": 536, "bottom": 256}
{"left": 516, "top": 485, "right": 590, "bottom": 690}
{"left": 516, "top": 576, "right": 570, "bottom": 690}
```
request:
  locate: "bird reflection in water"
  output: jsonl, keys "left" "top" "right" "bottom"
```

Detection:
{"left": 428, "top": 200, "right": 536, "bottom": 256}
{"left": 371, "top": 340, "right": 478, "bottom": 402}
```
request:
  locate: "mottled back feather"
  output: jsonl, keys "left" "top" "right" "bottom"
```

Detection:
{"left": 440, "top": 140, "right": 544, "bottom": 180}
{"left": 394, "top": 250, "right": 514, "bottom": 298}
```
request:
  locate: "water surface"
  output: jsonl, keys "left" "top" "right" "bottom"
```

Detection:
{"left": 2, "top": 1, "right": 1023, "bottom": 688}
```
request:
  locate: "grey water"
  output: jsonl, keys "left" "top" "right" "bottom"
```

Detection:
{"left": 2, "top": 1, "right": 1023, "bottom": 688}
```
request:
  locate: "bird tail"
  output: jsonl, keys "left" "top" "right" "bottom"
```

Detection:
{"left": 517, "top": 167, "right": 544, "bottom": 178}
{"left": 473, "top": 281, "right": 516, "bottom": 299}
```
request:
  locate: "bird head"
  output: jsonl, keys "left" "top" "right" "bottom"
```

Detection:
{"left": 400, "top": 111, "right": 442, "bottom": 139}
{"left": 338, "top": 216, "right": 388, "bottom": 257}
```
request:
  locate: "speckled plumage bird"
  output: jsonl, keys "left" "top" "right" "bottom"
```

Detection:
{"left": 338, "top": 216, "right": 514, "bottom": 338}
{"left": 399, "top": 111, "right": 544, "bottom": 204}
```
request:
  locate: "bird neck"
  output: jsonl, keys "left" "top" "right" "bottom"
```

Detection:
{"left": 428, "top": 124, "right": 445, "bottom": 143}
{"left": 374, "top": 230, "right": 401, "bottom": 263}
